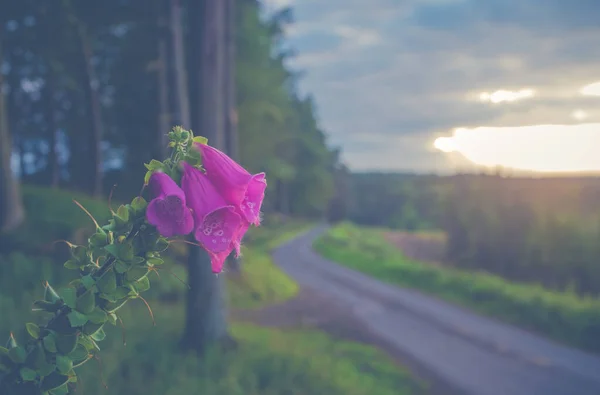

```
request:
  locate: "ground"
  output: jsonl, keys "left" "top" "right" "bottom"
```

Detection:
{"left": 234, "top": 283, "right": 459, "bottom": 395}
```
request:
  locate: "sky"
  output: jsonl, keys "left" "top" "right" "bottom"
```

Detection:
{"left": 262, "top": 0, "right": 600, "bottom": 174}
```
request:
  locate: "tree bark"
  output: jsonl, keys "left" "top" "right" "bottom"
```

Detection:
{"left": 155, "top": 0, "right": 171, "bottom": 159}
{"left": 183, "top": 0, "right": 231, "bottom": 353}
{"left": 44, "top": 68, "right": 60, "bottom": 188}
{"left": 170, "top": 0, "right": 191, "bottom": 129}
{"left": 0, "top": 37, "right": 25, "bottom": 232}
{"left": 77, "top": 23, "right": 104, "bottom": 197}
{"left": 224, "top": 0, "right": 241, "bottom": 273}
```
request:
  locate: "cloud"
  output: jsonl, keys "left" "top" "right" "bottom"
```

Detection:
{"left": 277, "top": 0, "right": 600, "bottom": 172}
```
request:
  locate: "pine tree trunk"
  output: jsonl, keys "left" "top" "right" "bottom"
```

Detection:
{"left": 156, "top": 1, "right": 170, "bottom": 160}
{"left": 0, "top": 38, "right": 25, "bottom": 232}
{"left": 183, "top": 0, "right": 231, "bottom": 353}
{"left": 77, "top": 23, "right": 104, "bottom": 197}
{"left": 44, "top": 68, "right": 60, "bottom": 188}
{"left": 224, "top": 0, "right": 241, "bottom": 273}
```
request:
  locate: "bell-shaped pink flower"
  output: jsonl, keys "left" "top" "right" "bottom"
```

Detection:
{"left": 195, "top": 143, "right": 266, "bottom": 226}
{"left": 206, "top": 220, "right": 249, "bottom": 273}
{"left": 146, "top": 172, "right": 194, "bottom": 237}
{"left": 181, "top": 163, "right": 244, "bottom": 272}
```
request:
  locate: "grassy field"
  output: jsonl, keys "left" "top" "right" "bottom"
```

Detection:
{"left": 314, "top": 222, "right": 600, "bottom": 353}
{"left": 0, "top": 187, "right": 423, "bottom": 395}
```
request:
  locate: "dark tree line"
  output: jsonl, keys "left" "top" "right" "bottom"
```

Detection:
{"left": 348, "top": 171, "right": 600, "bottom": 295}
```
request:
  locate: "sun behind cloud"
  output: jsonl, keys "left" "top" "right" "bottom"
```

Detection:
{"left": 434, "top": 124, "right": 600, "bottom": 173}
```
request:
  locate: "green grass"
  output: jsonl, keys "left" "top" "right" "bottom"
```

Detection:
{"left": 70, "top": 302, "right": 422, "bottom": 395}
{"left": 314, "top": 222, "right": 600, "bottom": 353}
{"left": 227, "top": 219, "right": 312, "bottom": 309}
{"left": 0, "top": 187, "right": 422, "bottom": 394}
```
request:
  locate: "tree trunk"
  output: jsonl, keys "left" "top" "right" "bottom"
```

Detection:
{"left": 44, "top": 68, "right": 60, "bottom": 188}
{"left": 224, "top": 0, "right": 241, "bottom": 273}
{"left": 76, "top": 22, "right": 103, "bottom": 197}
{"left": 156, "top": 0, "right": 171, "bottom": 159}
{"left": 0, "top": 38, "right": 25, "bottom": 232}
{"left": 170, "top": 0, "right": 191, "bottom": 129}
{"left": 183, "top": 0, "right": 230, "bottom": 353}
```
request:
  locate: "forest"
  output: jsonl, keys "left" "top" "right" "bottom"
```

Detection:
{"left": 346, "top": 172, "right": 600, "bottom": 296}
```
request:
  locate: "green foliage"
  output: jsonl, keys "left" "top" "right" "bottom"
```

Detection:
{"left": 236, "top": 2, "right": 337, "bottom": 217}
{"left": 0, "top": 133, "right": 206, "bottom": 392}
{"left": 347, "top": 173, "right": 443, "bottom": 231}
{"left": 442, "top": 175, "right": 600, "bottom": 295}
{"left": 315, "top": 223, "right": 600, "bottom": 353}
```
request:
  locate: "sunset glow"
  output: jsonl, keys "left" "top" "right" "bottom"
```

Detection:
{"left": 479, "top": 89, "right": 535, "bottom": 104}
{"left": 434, "top": 124, "right": 600, "bottom": 173}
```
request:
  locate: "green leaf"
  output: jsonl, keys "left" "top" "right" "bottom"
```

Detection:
{"left": 55, "top": 355, "right": 73, "bottom": 374}
{"left": 26, "top": 323, "right": 40, "bottom": 339}
{"left": 184, "top": 147, "right": 202, "bottom": 166}
{"left": 37, "top": 360, "right": 56, "bottom": 377}
{"left": 87, "top": 308, "right": 107, "bottom": 325}
{"left": 77, "top": 336, "right": 94, "bottom": 352}
{"left": 55, "top": 334, "right": 78, "bottom": 355}
{"left": 144, "top": 159, "right": 164, "bottom": 171}
{"left": 19, "top": 367, "right": 37, "bottom": 381}
{"left": 107, "top": 313, "right": 117, "bottom": 326}
{"left": 99, "top": 286, "right": 130, "bottom": 302}
{"left": 193, "top": 135, "right": 208, "bottom": 145}
{"left": 63, "top": 259, "right": 81, "bottom": 270}
{"left": 58, "top": 287, "right": 76, "bottom": 309}
{"left": 154, "top": 237, "right": 169, "bottom": 252}
{"left": 89, "top": 231, "right": 108, "bottom": 247}
{"left": 6, "top": 333, "right": 17, "bottom": 349}
{"left": 131, "top": 196, "right": 147, "bottom": 213}
{"left": 24, "top": 343, "right": 46, "bottom": 370}
{"left": 75, "top": 289, "right": 95, "bottom": 314}
{"left": 116, "top": 205, "right": 129, "bottom": 222}
{"left": 44, "top": 283, "right": 61, "bottom": 302}
{"left": 67, "top": 311, "right": 88, "bottom": 327}
{"left": 144, "top": 170, "right": 153, "bottom": 185}
{"left": 106, "top": 243, "right": 135, "bottom": 261}
{"left": 96, "top": 268, "right": 117, "bottom": 294}
{"left": 82, "top": 321, "right": 103, "bottom": 336}
{"left": 103, "top": 244, "right": 119, "bottom": 258}
{"left": 8, "top": 346, "right": 26, "bottom": 363}
{"left": 146, "top": 257, "right": 164, "bottom": 266}
{"left": 131, "top": 256, "right": 145, "bottom": 264}
{"left": 0, "top": 346, "right": 8, "bottom": 355}
{"left": 40, "top": 372, "right": 70, "bottom": 391}
{"left": 68, "top": 344, "right": 89, "bottom": 365}
{"left": 90, "top": 328, "right": 106, "bottom": 342}
{"left": 103, "top": 299, "right": 128, "bottom": 313}
{"left": 71, "top": 246, "right": 87, "bottom": 261}
{"left": 125, "top": 267, "right": 149, "bottom": 283}
{"left": 49, "top": 384, "right": 70, "bottom": 395}
{"left": 135, "top": 276, "right": 150, "bottom": 293}
{"left": 119, "top": 243, "right": 135, "bottom": 261}
{"left": 81, "top": 275, "right": 95, "bottom": 290}
{"left": 114, "top": 259, "right": 130, "bottom": 273}
{"left": 32, "top": 300, "right": 61, "bottom": 313}
{"left": 42, "top": 334, "right": 57, "bottom": 353}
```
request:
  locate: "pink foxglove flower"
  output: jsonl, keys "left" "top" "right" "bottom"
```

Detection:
{"left": 181, "top": 162, "right": 243, "bottom": 273}
{"left": 146, "top": 172, "right": 194, "bottom": 237}
{"left": 195, "top": 143, "right": 266, "bottom": 226}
